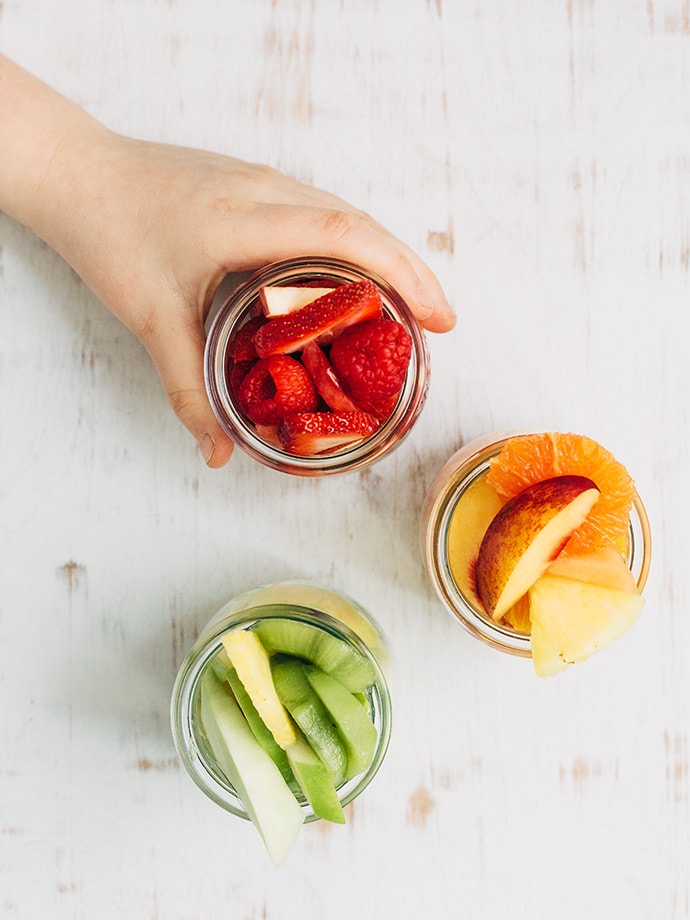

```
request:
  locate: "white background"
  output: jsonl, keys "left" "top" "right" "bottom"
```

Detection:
{"left": 1, "top": 2, "right": 688, "bottom": 918}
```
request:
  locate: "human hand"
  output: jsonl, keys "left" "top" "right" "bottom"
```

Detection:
{"left": 1, "top": 57, "right": 455, "bottom": 467}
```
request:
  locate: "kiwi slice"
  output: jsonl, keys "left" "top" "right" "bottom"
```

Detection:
{"left": 305, "top": 665, "right": 378, "bottom": 780}
{"left": 271, "top": 656, "right": 348, "bottom": 786}
{"left": 255, "top": 618, "right": 376, "bottom": 693}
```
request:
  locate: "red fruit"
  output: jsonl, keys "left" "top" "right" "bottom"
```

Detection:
{"left": 253, "top": 280, "right": 384, "bottom": 357}
{"left": 301, "top": 341, "right": 359, "bottom": 413}
{"left": 230, "top": 316, "right": 266, "bottom": 362}
{"left": 329, "top": 317, "right": 412, "bottom": 407}
{"left": 278, "top": 411, "right": 380, "bottom": 456}
{"left": 237, "top": 355, "right": 318, "bottom": 425}
{"left": 228, "top": 359, "right": 254, "bottom": 398}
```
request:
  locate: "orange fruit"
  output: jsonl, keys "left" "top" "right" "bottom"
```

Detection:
{"left": 486, "top": 432, "right": 636, "bottom": 555}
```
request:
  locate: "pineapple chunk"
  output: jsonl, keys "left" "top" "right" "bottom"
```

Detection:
{"left": 529, "top": 574, "right": 644, "bottom": 677}
{"left": 221, "top": 630, "right": 296, "bottom": 749}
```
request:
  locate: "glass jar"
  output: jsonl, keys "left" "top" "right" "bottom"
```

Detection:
{"left": 420, "top": 431, "right": 652, "bottom": 656}
{"left": 170, "top": 581, "right": 392, "bottom": 822}
{"left": 204, "top": 258, "right": 430, "bottom": 475}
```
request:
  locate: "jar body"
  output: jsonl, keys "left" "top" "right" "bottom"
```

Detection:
{"left": 421, "top": 431, "right": 652, "bottom": 656}
{"left": 204, "top": 258, "right": 430, "bottom": 476}
{"left": 170, "top": 581, "right": 391, "bottom": 822}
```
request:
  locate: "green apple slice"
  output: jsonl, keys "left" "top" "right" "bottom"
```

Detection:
{"left": 255, "top": 618, "right": 376, "bottom": 692}
{"left": 285, "top": 733, "right": 345, "bottom": 823}
{"left": 211, "top": 651, "right": 296, "bottom": 788}
{"left": 199, "top": 672, "right": 303, "bottom": 866}
{"left": 305, "top": 665, "right": 378, "bottom": 780}
{"left": 221, "top": 629, "right": 296, "bottom": 749}
{"left": 271, "top": 656, "right": 348, "bottom": 786}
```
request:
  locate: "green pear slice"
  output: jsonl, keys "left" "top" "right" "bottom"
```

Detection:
{"left": 199, "top": 672, "right": 303, "bottom": 866}
{"left": 285, "top": 733, "right": 345, "bottom": 823}
{"left": 305, "top": 665, "right": 378, "bottom": 780}
{"left": 255, "top": 618, "right": 375, "bottom": 692}
{"left": 529, "top": 573, "right": 644, "bottom": 677}
{"left": 476, "top": 475, "right": 601, "bottom": 620}
{"left": 271, "top": 656, "right": 348, "bottom": 787}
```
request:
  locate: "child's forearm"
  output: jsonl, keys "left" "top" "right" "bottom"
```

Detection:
{"left": 0, "top": 55, "right": 110, "bottom": 247}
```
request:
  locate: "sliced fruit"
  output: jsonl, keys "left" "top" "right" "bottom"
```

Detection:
{"left": 278, "top": 410, "right": 380, "bottom": 455}
{"left": 487, "top": 432, "right": 636, "bottom": 555}
{"left": 546, "top": 545, "right": 637, "bottom": 592}
{"left": 253, "top": 280, "right": 384, "bottom": 357}
{"left": 447, "top": 473, "right": 504, "bottom": 610}
{"left": 329, "top": 317, "right": 412, "bottom": 409}
{"left": 272, "top": 657, "right": 348, "bottom": 786}
{"left": 216, "top": 657, "right": 296, "bottom": 787}
{"left": 237, "top": 355, "right": 318, "bottom": 425}
{"left": 305, "top": 665, "right": 378, "bottom": 780}
{"left": 285, "top": 732, "right": 345, "bottom": 823}
{"left": 254, "top": 618, "right": 376, "bottom": 693}
{"left": 475, "top": 475, "right": 601, "bottom": 620}
{"left": 259, "top": 286, "right": 335, "bottom": 316}
{"left": 199, "top": 672, "right": 303, "bottom": 866}
{"left": 221, "top": 630, "right": 296, "bottom": 749}
{"left": 502, "top": 594, "right": 532, "bottom": 633}
{"left": 529, "top": 574, "right": 644, "bottom": 677}
{"left": 301, "top": 341, "right": 360, "bottom": 413}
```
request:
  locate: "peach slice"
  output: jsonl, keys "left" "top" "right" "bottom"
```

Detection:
{"left": 475, "top": 475, "right": 601, "bottom": 621}
{"left": 546, "top": 544, "right": 636, "bottom": 592}
{"left": 259, "top": 286, "right": 334, "bottom": 317}
{"left": 529, "top": 574, "right": 644, "bottom": 677}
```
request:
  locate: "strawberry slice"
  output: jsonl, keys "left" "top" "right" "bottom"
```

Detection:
{"left": 278, "top": 410, "right": 380, "bottom": 455}
{"left": 301, "top": 342, "right": 360, "bottom": 413}
{"left": 253, "top": 280, "right": 384, "bottom": 357}
{"left": 237, "top": 355, "right": 318, "bottom": 425}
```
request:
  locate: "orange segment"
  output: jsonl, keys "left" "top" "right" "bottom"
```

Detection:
{"left": 486, "top": 433, "right": 636, "bottom": 555}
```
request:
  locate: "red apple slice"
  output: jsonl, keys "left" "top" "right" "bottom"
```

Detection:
{"left": 259, "top": 286, "right": 335, "bottom": 317}
{"left": 475, "top": 475, "right": 601, "bottom": 621}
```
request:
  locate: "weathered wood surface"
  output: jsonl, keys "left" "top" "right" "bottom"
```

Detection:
{"left": 1, "top": 2, "right": 688, "bottom": 917}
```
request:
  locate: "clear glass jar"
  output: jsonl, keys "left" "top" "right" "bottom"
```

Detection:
{"left": 204, "top": 258, "right": 430, "bottom": 476}
{"left": 170, "top": 581, "right": 392, "bottom": 822}
{"left": 420, "top": 431, "right": 653, "bottom": 656}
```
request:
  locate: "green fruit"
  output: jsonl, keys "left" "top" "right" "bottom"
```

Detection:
{"left": 211, "top": 652, "right": 296, "bottom": 788}
{"left": 199, "top": 672, "right": 303, "bottom": 866}
{"left": 285, "top": 733, "right": 345, "bottom": 824}
{"left": 271, "top": 656, "right": 348, "bottom": 786}
{"left": 305, "top": 665, "right": 378, "bottom": 780}
{"left": 255, "top": 618, "right": 376, "bottom": 692}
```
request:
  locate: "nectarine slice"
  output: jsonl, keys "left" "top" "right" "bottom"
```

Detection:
{"left": 476, "top": 475, "right": 600, "bottom": 621}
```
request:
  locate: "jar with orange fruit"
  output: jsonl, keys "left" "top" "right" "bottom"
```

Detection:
{"left": 421, "top": 431, "right": 652, "bottom": 676}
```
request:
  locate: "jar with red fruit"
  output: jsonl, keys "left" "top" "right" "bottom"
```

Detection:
{"left": 204, "top": 258, "right": 430, "bottom": 475}
{"left": 421, "top": 431, "right": 652, "bottom": 659}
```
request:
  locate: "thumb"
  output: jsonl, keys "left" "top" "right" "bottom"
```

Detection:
{"left": 139, "top": 310, "right": 234, "bottom": 468}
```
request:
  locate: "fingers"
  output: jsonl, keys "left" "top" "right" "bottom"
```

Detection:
{"left": 138, "top": 307, "right": 235, "bottom": 468}
{"left": 215, "top": 202, "right": 456, "bottom": 333}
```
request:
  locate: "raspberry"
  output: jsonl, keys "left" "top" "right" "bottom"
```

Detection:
{"left": 329, "top": 317, "right": 412, "bottom": 408}
{"left": 237, "top": 355, "right": 318, "bottom": 425}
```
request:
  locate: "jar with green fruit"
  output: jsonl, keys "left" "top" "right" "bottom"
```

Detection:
{"left": 170, "top": 581, "right": 391, "bottom": 865}
{"left": 204, "top": 258, "right": 430, "bottom": 476}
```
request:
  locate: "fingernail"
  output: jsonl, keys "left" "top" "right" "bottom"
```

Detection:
{"left": 416, "top": 285, "right": 454, "bottom": 321}
{"left": 197, "top": 433, "right": 215, "bottom": 465}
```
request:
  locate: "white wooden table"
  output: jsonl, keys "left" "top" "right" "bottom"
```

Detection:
{"left": 2, "top": 3, "right": 689, "bottom": 918}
